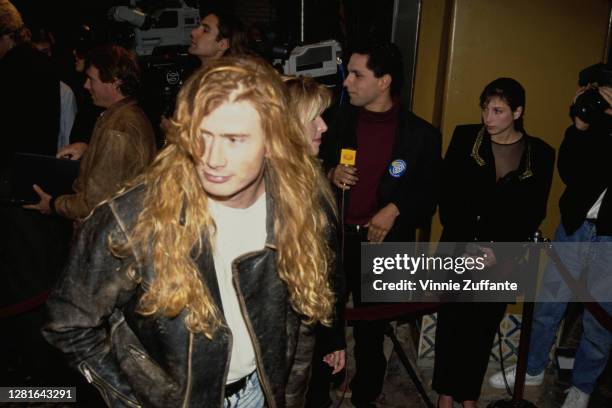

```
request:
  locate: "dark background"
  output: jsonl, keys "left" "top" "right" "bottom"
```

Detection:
{"left": 11, "top": 0, "right": 396, "bottom": 56}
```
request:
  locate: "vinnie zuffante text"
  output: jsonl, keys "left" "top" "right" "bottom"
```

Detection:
{"left": 370, "top": 254, "right": 518, "bottom": 293}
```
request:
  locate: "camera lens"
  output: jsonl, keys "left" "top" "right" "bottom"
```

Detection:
{"left": 572, "top": 88, "right": 610, "bottom": 124}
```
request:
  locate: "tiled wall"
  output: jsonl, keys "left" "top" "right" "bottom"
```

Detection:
{"left": 418, "top": 313, "right": 523, "bottom": 363}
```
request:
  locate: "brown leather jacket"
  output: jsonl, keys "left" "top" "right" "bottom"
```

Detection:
{"left": 55, "top": 98, "right": 156, "bottom": 220}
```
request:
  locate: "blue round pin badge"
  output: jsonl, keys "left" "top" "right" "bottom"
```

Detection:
{"left": 388, "top": 159, "right": 407, "bottom": 178}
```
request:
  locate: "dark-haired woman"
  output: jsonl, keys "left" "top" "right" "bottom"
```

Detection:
{"left": 433, "top": 78, "right": 555, "bottom": 407}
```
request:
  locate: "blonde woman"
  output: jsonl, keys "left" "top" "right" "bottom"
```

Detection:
{"left": 284, "top": 75, "right": 332, "bottom": 155}
{"left": 284, "top": 75, "right": 346, "bottom": 407}
{"left": 43, "top": 56, "right": 337, "bottom": 408}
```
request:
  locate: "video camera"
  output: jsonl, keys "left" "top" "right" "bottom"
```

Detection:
{"left": 571, "top": 62, "right": 612, "bottom": 124}
{"left": 272, "top": 39, "right": 343, "bottom": 86}
{"left": 107, "top": 1, "right": 201, "bottom": 117}
{"left": 109, "top": 0, "right": 199, "bottom": 56}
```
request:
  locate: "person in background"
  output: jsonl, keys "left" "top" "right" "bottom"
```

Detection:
{"left": 56, "top": 37, "right": 104, "bottom": 161}
{"left": 284, "top": 75, "right": 332, "bottom": 155}
{"left": 433, "top": 78, "right": 555, "bottom": 408}
{"left": 188, "top": 9, "right": 248, "bottom": 66}
{"left": 0, "top": 0, "right": 70, "bottom": 389}
{"left": 284, "top": 75, "right": 347, "bottom": 408}
{"left": 141, "top": 9, "right": 248, "bottom": 144}
{"left": 29, "top": 25, "right": 78, "bottom": 151}
{"left": 320, "top": 40, "right": 442, "bottom": 407}
{"left": 25, "top": 44, "right": 156, "bottom": 221}
{"left": 488, "top": 76, "right": 612, "bottom": 408}
{"left": 0, "top": 0, "right": 59, "bottom": 172}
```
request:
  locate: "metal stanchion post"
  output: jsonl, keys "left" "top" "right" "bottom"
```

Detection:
{"left": 488, "top": 232, "right": 543, "bottom": 408}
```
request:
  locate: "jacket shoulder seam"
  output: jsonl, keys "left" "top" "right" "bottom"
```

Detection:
{"left": 108, "top": 201, "right": 143, "bottom": 269}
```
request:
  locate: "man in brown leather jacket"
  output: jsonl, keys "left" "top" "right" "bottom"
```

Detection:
{"left": 26, "top": 44, "right": 156, "bottom": 220}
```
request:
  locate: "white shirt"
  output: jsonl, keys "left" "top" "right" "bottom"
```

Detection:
{"left": 587, "top": 189, "right": 608, "bottom": 220}
{"left": 58, "top": 81, "right": 77, "bottom": 150}
{"left": 207, "top": 193, "right": 267, "bottom": 383}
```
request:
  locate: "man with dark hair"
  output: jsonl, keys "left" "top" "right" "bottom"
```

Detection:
{"left": 350, "top": 41, "right": 405, "bottom": 99}
{"left": 320, "top": 41, "right": 442, "bottom": 407}
{"left": 26, "top": 44, "right": 156, "bottom": 220}
{"left": 140, "top": 10, "right": 246, "bottom": 123}
{"left": 188, "top": 10, "right": 247, "bottom": 65}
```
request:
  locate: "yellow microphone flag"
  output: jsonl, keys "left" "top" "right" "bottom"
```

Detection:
{"left": 340, "top": 149, "right": 356, "bottom": 166}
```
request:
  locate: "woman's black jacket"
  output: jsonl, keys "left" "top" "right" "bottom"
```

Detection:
{"left": 439, "top": 124, "right": 555, "bottom": 243}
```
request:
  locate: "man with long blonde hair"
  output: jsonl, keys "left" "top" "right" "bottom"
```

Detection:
{"left": 43, "top": 55, "right": 338, "bottom": 408}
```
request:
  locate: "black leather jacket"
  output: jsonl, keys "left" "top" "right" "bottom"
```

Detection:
{"left": 42, "top": 184, "right": 321, "bottom": 408}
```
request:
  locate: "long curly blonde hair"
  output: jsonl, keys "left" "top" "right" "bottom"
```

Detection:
{"left": 112, "top": 56, "right": 336, "bottom": 338}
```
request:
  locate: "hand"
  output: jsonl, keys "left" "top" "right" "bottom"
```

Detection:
{"left": 366, "top": 203, "right": 400, "bottom": 242}
{"left": 572, "top": 87, "right": 590, "bottom": 131}
{"left": 57, "top": 142, "right": 88, "bottom": 160}
{"left": 330, "top": 165, "right": 358, "bottom": 190}
{"left": 599, "top": 86, "right": 612, "bottom": 115}
{"left": 323, "top": 349, "right": 346, "bottom": 374}
{"left": 23, "top": 184, "right": 52, "bottom": 214}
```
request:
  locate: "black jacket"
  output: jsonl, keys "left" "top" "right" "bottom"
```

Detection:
{"left": 439, "top": 124, "right": 555, "bottom": 243}
{"left": 42, "top": 184, "right": 330, "bottom": 408}
{"left": 0, "top": 44, "right": 59, "bottom": 171}
{"left": 558, "top": 124, "right": 612, "bottom": 235}
{"left": 320, "top": 104, "right": 442, "bottom": 238}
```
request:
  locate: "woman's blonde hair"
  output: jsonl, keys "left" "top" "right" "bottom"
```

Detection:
{"left": 111, "top": 56, "right": 336, "bottom": 338}
{"left": 283, "top": 75, "right": 332, "bottom": 126}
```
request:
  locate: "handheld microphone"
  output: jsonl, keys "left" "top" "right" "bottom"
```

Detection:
{"left": 340, "top": 148, "right": 356, "bottom": 166}
{"left": 339, "top": 148, "right": 356, "bottom": 262}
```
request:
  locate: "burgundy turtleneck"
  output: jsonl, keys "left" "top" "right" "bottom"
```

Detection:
{"left": 346, "top": 103, "right": 399, "bottom": 225}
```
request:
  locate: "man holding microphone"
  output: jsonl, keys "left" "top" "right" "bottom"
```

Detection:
{"left": 320, "top": 40, "right": 441, "bottom": 407}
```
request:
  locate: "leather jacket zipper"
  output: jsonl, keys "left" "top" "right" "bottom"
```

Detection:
{"left": 81, "top": 362, "right": 142, "bottom": 408}
{"left": 232, "top": 251, "right": 277, "bottom": 408}
{"left": 219, "top": 328, "right": 233, "bottom": 407}
{"left": 127, "top": 345, "right": 166, "bottom": 373}
{"left": 182, "top": 332, "right": 194, "bottom": 408}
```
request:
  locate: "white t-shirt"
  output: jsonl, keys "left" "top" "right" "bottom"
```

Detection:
{"left": 587, "top": 189, "right": 608, "bottom": 220}
{"left": 207, "top": 193, "right": 267, "bottom": 384}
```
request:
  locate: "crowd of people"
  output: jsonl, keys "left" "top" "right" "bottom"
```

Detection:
{"left": 1, "top": 1, "right": 610, "bottom": 408}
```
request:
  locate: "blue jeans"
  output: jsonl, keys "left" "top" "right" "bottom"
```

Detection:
{"left": 526, "top": 221, "right": 612, "bottom": 394}
{"left": 224, "top": 371, "right": 265, "bottom": 408}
